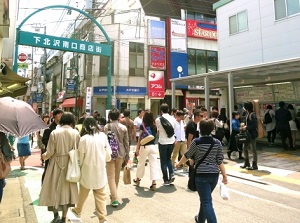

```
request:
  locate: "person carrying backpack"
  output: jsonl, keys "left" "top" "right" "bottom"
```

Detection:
{"left": 263, "top": 105, "right": 276, "bottom": 146}
{"left": 155, "top": 103, "right": 176, "bottom": 186}
{"left": 104, "top": 109, "right": 130, "bottom": 207}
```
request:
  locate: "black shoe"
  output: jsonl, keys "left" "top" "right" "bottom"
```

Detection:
{"left": 227, "top": 151, "right": 232, "bottom": 160}
{"left": 247, "top": 161, "right": 258, "bottom": 170}
{"left": 240, "top": 161, "right": 250, "bottom": 169}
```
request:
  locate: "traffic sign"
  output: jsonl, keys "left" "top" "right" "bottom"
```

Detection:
{"left": 18, "top": 53, "right": 27, "bottom": 62}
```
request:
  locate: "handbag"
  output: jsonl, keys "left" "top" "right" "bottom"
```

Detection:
{"left": 188, "top": 139, "right": 215, "bottom": 191}
{"left": 0, "top": 150, "right": 11, "bottom": 179}
{"left": 123, "top": 165, "right": 131, "bottom": 185}
{"left": 140, "top": 123, "right": 155, "bottom": 145}
{"left": 235, "top": 131, "right": 250, "bottom": 144}
{"left": 66, "top": 135, "right": 81, "bottom": 183}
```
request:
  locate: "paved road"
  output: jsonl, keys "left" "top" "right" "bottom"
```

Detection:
{"left": 1, "top": 142, "right": 300, "bottom": 223}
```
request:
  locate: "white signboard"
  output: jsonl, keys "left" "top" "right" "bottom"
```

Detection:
{"left": 85, "top": 87, "right": 92, "bottom": 115}
{"left": 170, "top": 19, "right": 187, "bottom": 53}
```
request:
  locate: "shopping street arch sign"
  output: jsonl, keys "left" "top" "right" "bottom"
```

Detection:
{"left": 13, "top": 5, "right": 113, "bottom": 109}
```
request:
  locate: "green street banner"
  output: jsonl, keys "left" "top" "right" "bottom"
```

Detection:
{"left": 18, "top": 31, "right": 111, "bottom": 56}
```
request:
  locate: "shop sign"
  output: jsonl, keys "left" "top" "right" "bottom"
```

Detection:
{"left": 186, "top": 20, "right": 217, "bottom": 40}
{"left": 169, "top": 19, "right": 187, "bottom": 53}
{"left": 18, "top": 31, "right": 111, "bottom": 56}
{"left": 35, "top": 92, "right": 43, "bottom": 103}
{"left": 93, "top": 86, "right": 146, "bottom": 95}
{"left": 149, "top": 46, "right": 166, "bottom": 70}
{"left": 85, "top": 87, "right": 92, "bottom": 115}
{"left": 148, "top": 20, "right": 166, "bottom": 46}
{"left": 66, "top": 79, "right": 76, "bottom": 94}
{"left": 148, "top": 70, "right": 165, "bottom": 98}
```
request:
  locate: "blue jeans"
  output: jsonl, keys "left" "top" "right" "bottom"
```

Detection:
{"left": 0, "top": 179, "right": 4, "bottom": 203}
{"left": 158, "top": 143, "right": 174, "bottom": 182}
{"left": 195, "top": 174, "right": 219, "bottom": 223}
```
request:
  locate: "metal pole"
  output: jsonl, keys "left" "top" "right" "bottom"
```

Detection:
{"left": 204, "top": 77, "right": 210, "bottom": 117}
{"left": 74, "top": 68, "right": 78, "bottom": 117}
{"left": 42, "top": 26, "right": 47, "bottom": 114}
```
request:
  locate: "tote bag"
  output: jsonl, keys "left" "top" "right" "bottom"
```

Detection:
{"left": 66, "top": 136, "right": 81, "bottom": 183}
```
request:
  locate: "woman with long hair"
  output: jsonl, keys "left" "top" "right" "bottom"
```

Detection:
{"left": 71, "top": 116, "right": 111, "bottom": 222}
{"left": 39, "top": 112, "right": 79, "bottom": 223}
{"left": 133, "top": 111, "right": 160, "bottom": 190}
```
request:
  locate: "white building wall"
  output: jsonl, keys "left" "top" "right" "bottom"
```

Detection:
{"left": 216, "top": 0, "right": 300, "bottom": 70}
{"left": 188, "top": 38, "right": 218, "bottom": 51}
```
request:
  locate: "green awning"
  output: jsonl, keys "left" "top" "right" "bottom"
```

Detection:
{"left": 0, "top": 64, "right": 29, "bottom": 97}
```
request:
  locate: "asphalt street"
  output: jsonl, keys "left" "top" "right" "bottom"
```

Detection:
{"left": 1, "top": 142, "right": 300, "bottom": 223}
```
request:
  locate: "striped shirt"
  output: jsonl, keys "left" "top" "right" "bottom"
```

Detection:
{"left": 184, "top": 136, "right": 223, "bottom": 174}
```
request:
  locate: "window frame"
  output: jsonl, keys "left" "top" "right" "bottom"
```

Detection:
{"left": 274, "top": 0, "right": 300, "bottom": 20}
{"left": 129, "top": 42, "right": 144, "bottom": 77}
{"left": 229, "top": 10, "right": 248, "bottom": 35}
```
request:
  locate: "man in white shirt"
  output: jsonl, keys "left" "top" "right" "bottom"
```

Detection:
{"left": 171, "top": 110, "right": 188, "bottom": 171}
{"left": 155, "top": 103, "right": 176, "bottom": 185}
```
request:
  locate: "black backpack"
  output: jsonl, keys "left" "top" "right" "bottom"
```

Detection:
{"left": 160, "top": 116, "right": 175, "bottom": 138}
{"left": 264, "top": 111, "right": 272, "bottom": 124}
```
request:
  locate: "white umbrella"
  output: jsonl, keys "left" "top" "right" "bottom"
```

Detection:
{"left": 0, "top": 97, "right": 48, "bottom": 137}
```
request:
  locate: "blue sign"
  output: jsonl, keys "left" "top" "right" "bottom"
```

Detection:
{"left": 35, "top": 92, "right": 43, "bottom": 103}
{"left": 94, "top": 86, "right": 146, "bottom": 95}
{"left": 66, "top": 79, "right": 76, "bottom": 94}
{"left": 149, "top": 20, "right": 165, "bottom": 46}
{"left": 170, "top": 52, "right": 188, "bottom": 89}
{"left": 18, "top": 31, "right": 112, "bottom": 56}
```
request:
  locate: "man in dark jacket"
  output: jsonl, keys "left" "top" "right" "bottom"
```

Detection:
{"left": 275, "top": 101, "right": 294, "bottom": 150}
{"left": 41, "top": 108, "right": 63, "bottom": 183}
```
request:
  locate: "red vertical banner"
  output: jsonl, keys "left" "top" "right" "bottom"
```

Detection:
{"left": 148, "top": 70, "right": 165, "bottom": 98}
{"left": 149, "top": 46, "right": 166, "bottom": 70}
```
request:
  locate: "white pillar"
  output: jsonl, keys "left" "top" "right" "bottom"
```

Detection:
{"left": 204, "top": 77, "right": 210, "bottom": 116}
{"left": 228, "top": 72, "right": 234, "bottom": 134}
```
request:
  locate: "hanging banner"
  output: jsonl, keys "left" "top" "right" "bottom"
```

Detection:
{"left": 148, "top": 70, "right": 165, "bottom": 98}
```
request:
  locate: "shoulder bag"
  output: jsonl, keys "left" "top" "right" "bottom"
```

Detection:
{"left": 188, "top": 139, "right": 215, "bottom": 191}
{"left": 140, "top": 123, "right": 155, "bottom": 145}
{"left": 66, "top": 134, "right": 81, "bottom": 183}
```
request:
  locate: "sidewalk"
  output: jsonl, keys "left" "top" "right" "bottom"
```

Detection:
{"left": 1, "top": 143, "right": 300, "bottom": 222}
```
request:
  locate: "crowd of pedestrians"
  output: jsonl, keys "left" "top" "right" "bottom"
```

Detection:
{"left": 1, "top": 100, "right": 299, "bottom": 222}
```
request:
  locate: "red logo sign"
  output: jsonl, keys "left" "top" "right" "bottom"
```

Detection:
{"left": 149, "top": 46, "right": 166, "bottom": 70}
{"left": 186, "top": 20, "right": 217, "bottom": 40}
{"left": 148, "top": 70, "right": 165, "bottom": 98}
{"left": 18, "top": 53, "right": 28, "bottom": 62}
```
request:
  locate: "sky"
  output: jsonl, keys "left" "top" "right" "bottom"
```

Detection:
{"left": 17, "top": 0, "right": 86, "bottom": 36}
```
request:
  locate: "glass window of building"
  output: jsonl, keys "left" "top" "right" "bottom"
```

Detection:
{"left": 229, "top": 10, "right": 248, "bottom": 35}
{"left": 99, "top": 43, "right": 113, "bottom": 77}
{"left": 275, "top": 0, "right": 300, "bottom": 20}
{"left": 129, "top": 42, "right": 144, "bottom": 76}
{"left": 187, "top": 49, "right": 218, "bottom": 75}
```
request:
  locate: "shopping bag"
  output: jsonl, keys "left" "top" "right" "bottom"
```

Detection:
{"left": 123, "top": 166, "right": 131, "bottom": 185}
{"left": 220, "top": 182, "right": 230, "bottom": 200}
{"left": 188, "top": 165, "right": 197, "bottom": 191}
{"left": 66, "top": 139, "right": 81, "bottom": 183}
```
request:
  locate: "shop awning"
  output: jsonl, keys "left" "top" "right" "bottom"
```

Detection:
{"left": 61, "top": 97, "right": 83, "bottom": 108}
{"left": 0, "top": 64, "right": 29, "bottom": 97}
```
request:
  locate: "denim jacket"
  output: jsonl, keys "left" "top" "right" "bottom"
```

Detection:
{"left": 246, "top": 112, "right": 258, "bottom": 139}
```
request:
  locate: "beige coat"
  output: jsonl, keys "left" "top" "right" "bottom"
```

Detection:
{"left": 39, "top": 125, "right": 80, "bottom": 209}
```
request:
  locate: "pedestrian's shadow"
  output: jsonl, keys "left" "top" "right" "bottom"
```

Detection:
{"left": 241, "top": 169, "right": 271, "bottom": 176}
{"left": 7, "top": 169, "right": 28, "bottom": 178}
{"left": 134, "top": 186, "right": 155, "bottom": 198}
{"left": 106, "top": 198, "right": 130, "bottom": 215}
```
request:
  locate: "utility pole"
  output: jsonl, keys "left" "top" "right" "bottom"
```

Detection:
{"left": 86, "top": 0, "right": 95, "bottom": 108}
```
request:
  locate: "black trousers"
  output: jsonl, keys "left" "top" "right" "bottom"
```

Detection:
{"left": 267, "top": 128, "right": 276, "bottom": 143}
{"left": 279, "top": 128, "right": 293, "bottom": 149}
